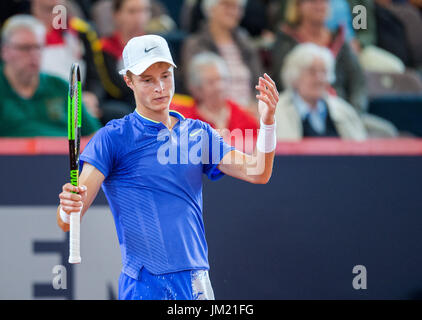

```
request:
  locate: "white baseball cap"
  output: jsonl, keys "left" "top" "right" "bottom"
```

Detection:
{"left": 118, "top": 35, "right": 176, "bottom": 76}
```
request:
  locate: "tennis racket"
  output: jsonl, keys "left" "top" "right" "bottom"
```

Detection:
{"left": 68, "top": 63, "right": 82, "bottom": 264}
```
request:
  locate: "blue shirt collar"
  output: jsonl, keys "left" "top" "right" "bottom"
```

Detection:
{"left": 134, "top": 109, "right": 186, "bottom": 127}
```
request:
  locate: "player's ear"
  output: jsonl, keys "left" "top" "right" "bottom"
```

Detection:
{"left": 123, "top": 72, "right": 134, "bottom": 90}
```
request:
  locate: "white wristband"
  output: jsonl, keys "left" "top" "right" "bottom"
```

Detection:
{"left": 257, "top": 118, "right": 277, "bottom": 153}
{"left": 59, "top": 207, "right": 70, "bottom": 224}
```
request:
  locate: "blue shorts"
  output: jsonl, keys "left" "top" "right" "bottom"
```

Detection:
{"left": 118, "top": 267, "right": 215, "bottom": 300}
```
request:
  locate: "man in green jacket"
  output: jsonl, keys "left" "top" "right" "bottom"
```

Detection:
{"left": 0, "top": 14, "right": 101, "bottom": 137}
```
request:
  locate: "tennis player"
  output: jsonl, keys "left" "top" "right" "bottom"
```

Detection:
{"left": 57, "top": 35, "right": 279, "bottom": 300}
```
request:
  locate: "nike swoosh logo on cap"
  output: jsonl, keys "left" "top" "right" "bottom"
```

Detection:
{"left": 144, "top": 46, "right": 158, "bottom": 53}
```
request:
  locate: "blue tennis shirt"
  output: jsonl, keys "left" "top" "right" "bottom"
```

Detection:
{"left": 80, "top": 110, "right": 234, "bottom": 279}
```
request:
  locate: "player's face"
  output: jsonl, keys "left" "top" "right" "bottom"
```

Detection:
{"left": 125, "top": 62, "right": 175, "bottom": 113}
{"left": 2, "top": 29, "right": 43, "bottom": 79}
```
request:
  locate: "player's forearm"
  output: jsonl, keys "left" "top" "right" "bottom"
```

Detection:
{"left": 248, "top": 149, "right": 275, "bottom": 184}
{"left": 219, "top": 122, "right": 276, "bottom": 184}
{"left": 248, "top": 116, "right": 277, "bottom": 183}
{"left": 220, "top": 73, "right": 278, "bottom": 183}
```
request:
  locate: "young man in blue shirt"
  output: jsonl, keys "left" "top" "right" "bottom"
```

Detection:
{"left": 57, "top": 35, "right": 279, "bottom": 300}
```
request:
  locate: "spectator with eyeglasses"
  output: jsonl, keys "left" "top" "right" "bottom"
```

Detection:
{"left": 0, "top": 15, "right": 101, "bottom": 137}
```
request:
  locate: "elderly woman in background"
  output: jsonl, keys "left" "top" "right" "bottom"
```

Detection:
{"left": 171, "top": 51, "right": 258, "bottom": 151}
{"left": 181, "top": 0, "right": 263, "bottom": 114}
{"left": 272, "top": 0, "right": 398, "bottom": 137}
{"left": 275, "top": 43, "right": 367, "bottom": 140}
{"left": 270, "top": 0, "right": 367, "bottom": 113}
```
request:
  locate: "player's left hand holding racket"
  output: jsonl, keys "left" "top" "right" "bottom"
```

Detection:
{"left": 56, "top": 63, "right": 87, "bottom": 264}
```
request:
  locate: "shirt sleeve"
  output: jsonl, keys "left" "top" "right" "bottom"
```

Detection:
{"left": 202, "top": 123, "right": 235, "bottom": 181}
{"left": 79, "top": 127, "right": 114, "bottom": 178}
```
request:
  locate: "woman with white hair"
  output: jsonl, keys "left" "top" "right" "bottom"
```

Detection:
{"left": 270, "top": 0, "right": 367, "bottom": 113}
{"left": 275, "top": 43, "right": 367, "bottom": 140}
{"left": 181, "top": 0, "right": 263, "bottom": 113}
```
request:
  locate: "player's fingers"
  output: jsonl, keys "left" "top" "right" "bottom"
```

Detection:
{"left": 255, "top": 81, "right": 273, "bottom": 95}
{"left": 61, "top": 206, "right": 82, "bottom": 214}
{"left": 63, "top": 183, "right": 79, "bottom": 193}
{"left": 256, "top": 94, "right": 272, "bottom": 107}
{"left": 59, "top": 192, "right": 82, "bottom": 201}
{"left": 60, "top": 199, "right": 83, "bottom": 207}
{"left": 259, "top": 74, "right": 278, "bottom": 98}
{"left": 256, "top": 77, "right": 275, "bottom": 95}
{"left": 255, "top": 85, "right": 277, "bottom": 106}
{"left": 77, "top": 185, "right": 87, "bottom": 195}
{"left": 259, "top": 77, "right": 279, "bottom": 103}
{"left": 263, "top": 73, "right": 277, "bottom": 89}
{"left": 62, "top": 183, "right": 74, "bottom": 192}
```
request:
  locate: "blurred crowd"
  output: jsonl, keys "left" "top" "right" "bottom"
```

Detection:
{"left": 0, "top": 0, "right": 422, "bottom": 142}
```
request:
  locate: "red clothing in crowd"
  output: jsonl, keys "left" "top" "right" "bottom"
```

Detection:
{"left": 100, "top": 31, "right": 125, "bottom": 59}
{"left": 171, "top": 97, "right": 258, "bottom": 152}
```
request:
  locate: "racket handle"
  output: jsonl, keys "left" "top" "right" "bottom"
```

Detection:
{"left": 69, "top": 211, "right": 81, "bottom": 264}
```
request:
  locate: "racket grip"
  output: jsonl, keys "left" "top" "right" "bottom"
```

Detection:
{"left": 69, "top": 211, "right": 81, "bottom": 264}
